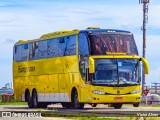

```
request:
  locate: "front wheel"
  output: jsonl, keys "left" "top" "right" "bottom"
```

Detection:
{"left": 133, "top": 103, "right": 140, "bottom": 107}
{"left": 72, "top": 90, "right": 84, "bottom": 109}
{"left": 113, "top": 103, "right": 122, "bottom": 109}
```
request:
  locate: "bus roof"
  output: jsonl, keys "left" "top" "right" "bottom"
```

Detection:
{"left": 80, "top": 29, "right": 131, "bottom": 34}
{"left": 15, "top": 27, "right": 132, "bottom": 45}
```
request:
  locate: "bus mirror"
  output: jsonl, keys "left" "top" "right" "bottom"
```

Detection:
{"left": 89, "top": 57, "right": 95, "bottom": 73}
{"left": 141, "top": 58, "right": 149, "bottom": 74}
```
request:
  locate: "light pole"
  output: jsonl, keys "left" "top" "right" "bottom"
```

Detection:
{"left": 139, "top": 0, "right": 149, "bottom": 91}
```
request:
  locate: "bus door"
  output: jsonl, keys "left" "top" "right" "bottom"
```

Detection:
{"left": 79, "top": 58, "right": 92, "bottom": 103}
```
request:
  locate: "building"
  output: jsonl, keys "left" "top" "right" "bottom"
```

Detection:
{"left": 0, "top": 83, "right": 13, "bottom": 94}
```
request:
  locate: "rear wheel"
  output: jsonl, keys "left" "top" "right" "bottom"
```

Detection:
{"left": 72, "top": 90, "right": 84, "bottom": 109}
{"left": 32, "top": 90, "right": 38, "bottom": 108}
{"left": 113, "top": 103, "right": 122, "bottom": 109}
{"left": 32, "top": 90, "right": 48, "bottom": 108}
{"left": 133, "top": 103, "right": 140, "bottom": 107}
{"left": 27, "top": 92, "right": 33, "bottom": 108}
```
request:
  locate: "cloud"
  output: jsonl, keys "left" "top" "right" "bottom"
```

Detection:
{"left": 5, "top": 38, "right": 15, "bottom": 43}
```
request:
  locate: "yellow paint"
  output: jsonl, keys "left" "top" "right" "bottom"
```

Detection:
{"left": 141, "top": 57, "right": 149, "bottom": 74}
{"left": 91, "top": 55, "right": 141, "bottom": 59}
{"left": 89, "top": 57, "right": 95, "bottom": 73}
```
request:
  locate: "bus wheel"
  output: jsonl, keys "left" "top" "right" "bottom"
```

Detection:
{"left": 27, "top": 93, "right": 33, "bottom": 108}
{"left": 133, "top": 103, "right": 140, "bottom": 107}
{"left": 91, "top": 103, "right": 97, "bottom": 107}
{"left": 113, "top": 103, "right": 122, "bottom": 109}
{"left": 61, "top": 103, "right": 72, "bottom": 108}
{"left": 72, "top": 90, "right": 84, "bottom": 109}
{"left": 32, "top": 90, "right": 38, "bottom": 108}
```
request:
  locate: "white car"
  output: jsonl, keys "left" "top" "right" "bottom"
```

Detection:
{"left": 141, "top": 94, "right": 160, "bottom": 104}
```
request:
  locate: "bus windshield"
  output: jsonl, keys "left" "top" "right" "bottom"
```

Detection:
{"left": 92, "top": 59, "right": 141, "bottom": 86}
{"left": 89, "top": 33, "right": 138, "bottom": 55}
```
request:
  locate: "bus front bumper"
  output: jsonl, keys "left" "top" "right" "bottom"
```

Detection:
{"left": 89, "top": 94, "right": 141, "bottom": 103}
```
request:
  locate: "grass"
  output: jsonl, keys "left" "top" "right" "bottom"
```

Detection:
{"left": 0, "top": 100, "right": 27, "bottom": 105}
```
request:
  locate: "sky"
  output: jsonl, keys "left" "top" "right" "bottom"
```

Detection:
{"left": 0, "top": 0, "right": 160, "bottom": 88}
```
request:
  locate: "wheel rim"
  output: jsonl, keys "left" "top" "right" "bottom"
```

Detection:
{"left": 74, "top": 93, "right": 79, "bottom": 107}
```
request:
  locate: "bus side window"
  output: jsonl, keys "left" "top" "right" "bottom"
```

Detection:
{"left": 65, "top": 35, "right": 76, "bottom": 56}
{"left": 58, "top": 37, "right": 66, "bottom": 56}
{"left": 14, "top": 45, "right": 22, "bottom": 62}
{"left": 29, "top": 42, "right": 39, "bottom": 60}
{"left": 21, "top": 43, "right": 28, "bottom": 61}
{"left": 78, "top": 33, "right": 89, "bottom": 56}
{"left": 38, "top": 40, "right": 47, "bottom": 59}
{"left": 47, "top": 38, "right": 66, "bottom": 58}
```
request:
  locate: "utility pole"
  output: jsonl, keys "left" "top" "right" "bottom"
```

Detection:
{"left": 139, "top": 0, "right": 149, "bottom": 91}
{"left": 151, "top": 83, "right": 160, "bottom": 94}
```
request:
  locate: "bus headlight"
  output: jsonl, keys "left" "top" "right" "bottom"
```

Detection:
{"left": 92, "top": 90, "right": 105, "bottom": 95}
{"left": 130, "top": 90, "right": 141, "bottom": 94}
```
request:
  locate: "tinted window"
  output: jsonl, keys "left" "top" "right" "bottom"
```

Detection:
{"left": 21, "top": 43, "right": 28, "bottom": 61}
{"left": 14, "top": 45, "right": 22, "bottom": 62}
{"left": 78, "top": 33, "right": 89, "bottom": 56}
{"left": 65, "top": 35, "right": 76, "bottom": 56}
{"left": 38, "top": 40, "right": 47, "bottom": 59}
{"left": 89, "top": 33, "right": 138, "bottom": 55}
{"left": 47, "top": 37, "right": 66, "bottom": 58}
{"left": 29, "top": 42, "right": 39, "bottom": 60}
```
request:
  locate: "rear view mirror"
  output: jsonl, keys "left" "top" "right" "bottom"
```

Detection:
{"left": 89, "top": 57, "right": 95, "bottom": 73}
{"left": 141, "top": 58, "right": 149, "bottom": 74}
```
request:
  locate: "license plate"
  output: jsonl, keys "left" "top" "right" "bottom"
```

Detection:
{"left": 114, "top": 97, "right": 123, "bottom": 100}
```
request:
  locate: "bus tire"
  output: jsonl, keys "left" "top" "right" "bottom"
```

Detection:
{"left": 61, "top": 103, "right": 72, "bottom": 108}
{"left": 72, "top": 90, "right": 84, "bottom": 109}
{"left": 26, "top": 92, "right": 33, "bottom": 108}
{"left": 113, "top": 103, "right": 122, "bottom": 109}
{"left": 32, "top": 90, "right": 48, "bottom": 108}
{"left": 32, "top": 90, "right": 38, "bottom": 108}
{"left": 133, "top": 103, "right": 140, "bottom": 107}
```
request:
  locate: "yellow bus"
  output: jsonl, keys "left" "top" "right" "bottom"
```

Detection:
{"left": 13, "top": 27, "right": 149, "bottom": 109}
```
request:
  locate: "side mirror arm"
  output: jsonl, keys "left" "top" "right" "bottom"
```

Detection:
{"left": 141, "top": 58, "right": 149, "bottom": 74}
